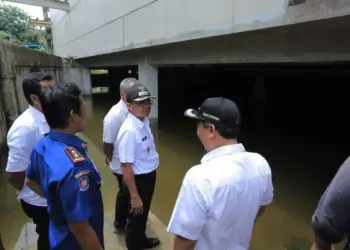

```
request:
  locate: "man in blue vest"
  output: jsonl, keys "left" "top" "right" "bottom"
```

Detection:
{"left": 26, "top": 82, "right": 104, "bottom": 250}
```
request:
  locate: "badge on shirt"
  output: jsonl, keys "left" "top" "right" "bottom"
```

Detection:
{"left": 79, "top": 175, "right": 89, "bottom": 192}
{"left": 74, "top": 170, "right": 90, "bottom": 179}
{"left": 65, "top": 147, "right": 85, "bottom": 164}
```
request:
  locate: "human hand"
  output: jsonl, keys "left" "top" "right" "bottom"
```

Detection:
{"left": 310, "top": 242, "right": 335, "bottom": 250}
{"left": 105, "top": 158, "right": 110, "bottom": 167}
{"left": 130, "top": 195, "right": 143, "bottom": 215}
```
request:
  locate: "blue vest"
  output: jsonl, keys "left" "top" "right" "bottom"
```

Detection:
{"left": 27, "top": 131, "right": 104, "bottom": 250}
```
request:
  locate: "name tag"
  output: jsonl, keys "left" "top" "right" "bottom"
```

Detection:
{"left": 142, "top": 136, "right": 148, "bottom": 141}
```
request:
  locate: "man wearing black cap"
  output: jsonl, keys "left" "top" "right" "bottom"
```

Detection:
{"left": 167, "top": 97, "right": 274, "bottom": 250}
{"left": 115, "top": 83, "right": 160, "bottom": 250}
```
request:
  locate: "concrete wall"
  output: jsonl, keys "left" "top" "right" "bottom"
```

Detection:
{"left": 0, "top": 40, "right": 92, "bottom": 149}
{"left": 78, "top": 15, "right": 350, "bottom": 67}
{"left": 51, "top": 0, "right": 350, "bottom": 59}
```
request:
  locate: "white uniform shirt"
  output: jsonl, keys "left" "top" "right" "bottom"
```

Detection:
{"left": 6, "top": 105, "right": 49, "bottom": 207}
{"left": 102, "top": 100, "right": 128, "bottom": 174}
{"left": 167, "top": 144, "right": 273, "bottom": 250}
{"left": 116, "top": 113, "right": 159, "bottom": 175}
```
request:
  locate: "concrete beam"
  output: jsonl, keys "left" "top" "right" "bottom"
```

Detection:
{"left": 5, "top": 0, "right": 69, "bottom": 11}
{"left": 29, "top": 19, "right": 52, "bottom": 27}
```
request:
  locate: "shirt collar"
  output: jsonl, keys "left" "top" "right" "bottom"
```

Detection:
{"left": 49, "top": 130, "right": 88, "bottom": 152}
{"left": 201, "top": 143, "right": 245, "bottom": 163}
{"left": 118, "top": 100, "right": 128, "bottom": 114}
{"left": 28, "top": 105, "right": 47, "bottom": 123}
{"left": 128, "top": 113, "right": 149, "bottom": 129}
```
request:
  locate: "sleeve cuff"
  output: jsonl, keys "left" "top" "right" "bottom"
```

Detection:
{"left": 167, "top": 220, "right": 200, "bottom": 241}
{"left": 5, "top": 162, "right": 28, "bottom": 172}
{"left": 311, "top": 216, "right": 344, "bottom": 244}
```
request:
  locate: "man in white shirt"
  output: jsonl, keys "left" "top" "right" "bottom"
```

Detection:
{"left": 6, "top": 71, "right": 54, "bottom": 250}
{"left": 116, "top": 83, "right": 160, "bottom": 250}
{"left": 102, "top": 77, "right": 138, "bottom": 234}
{"left": 167, "top": 97, "right": 274, "bottom": 250}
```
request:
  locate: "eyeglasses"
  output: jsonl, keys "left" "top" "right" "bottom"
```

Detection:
{"left": 132, "top": 99, "right": 153, "bottom": 106}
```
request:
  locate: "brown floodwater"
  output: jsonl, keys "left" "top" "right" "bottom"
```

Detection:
{"left": 0, "top": 94, "right": 346, "bottom": 250}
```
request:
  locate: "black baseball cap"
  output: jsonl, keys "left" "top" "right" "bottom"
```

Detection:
{"left": 126, "top": 83, "right": 156, "bottom": 102}
{"left": 184, "top": 97, "right": 241, "bottom": 129}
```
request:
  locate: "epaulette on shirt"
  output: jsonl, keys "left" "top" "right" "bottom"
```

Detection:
{"left": 64, "top": 146, "right": 85, "bottom": 164}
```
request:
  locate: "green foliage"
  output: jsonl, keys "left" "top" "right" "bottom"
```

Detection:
{"left": 0, "top": 4, "right": 29, "bottom": 39}
{"left": 0, "top": 4, "right": 46, "bottom": 49}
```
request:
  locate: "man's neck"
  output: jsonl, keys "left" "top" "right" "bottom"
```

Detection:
{"left": 52, "top": 127, "right": 76, "bottom": 135}
{"left": 208, "top": 139, "right": 238, "bottom": 152}
{"left": 218, "top": 139, "right": 238, "bottom": 147}
{"left": 30, "top": 104, "right": 42, "bottom": 114}
{"left": 130, "top": 112, "right": 145, "bottom": 121}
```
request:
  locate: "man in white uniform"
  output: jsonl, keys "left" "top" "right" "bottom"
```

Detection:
{"left": 167, "top": 97, "right": 274, "bottom": 250}
{"left": 5, "top": 71, "right": 54, "bottom": 250}
{"left": 116, "top": 83, "right": 160, "bottom": 250}
{"left": 102, "top": 77, "right": 138, "bottom": 233}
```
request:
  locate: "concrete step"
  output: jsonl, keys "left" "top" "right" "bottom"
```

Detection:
{"left": 14, "top": 212, "right": 173, "bottom": 250}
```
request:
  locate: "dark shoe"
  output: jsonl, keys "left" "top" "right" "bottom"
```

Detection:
{"left": 143, "top": 237, "right": 160, "bottom": 249}
{"left": 113, "top": 226, "right": 125, "bottom": 234}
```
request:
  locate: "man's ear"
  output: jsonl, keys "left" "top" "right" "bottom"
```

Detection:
{"left": 69, "top": 110, "right": 76, "bottom": 122}
{"left": 30, "top": 94, "right": 39, "bottom": 104}
{"left": 208, "top": 124, "right": 216, "bottom": 139}
{"left": 127, "top": 103, "right": 133, "bottom": 110}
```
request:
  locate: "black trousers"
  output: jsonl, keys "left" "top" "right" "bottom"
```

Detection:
{"left": 114, "top": 173, "right": 129, "bottom": 228}
{"left": 124, "top": 170, "right": 157, "bottom": 250}
{"left": 20, "top": 200, "right": 50, "bottom": 250}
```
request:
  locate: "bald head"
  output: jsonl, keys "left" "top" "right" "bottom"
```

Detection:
{"left": 120, "top": 77, "right": 139, "bottom": 102}
{"left": 120, "top": 78, "right": 139, "bottom": 93}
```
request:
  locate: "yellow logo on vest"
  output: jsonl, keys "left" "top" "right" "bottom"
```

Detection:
{"left": 79, "top": 176, "right": 89, "bottom": 191}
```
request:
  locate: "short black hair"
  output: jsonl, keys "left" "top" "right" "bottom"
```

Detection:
{"left": 40, "top": 82, "right": 82, "bottom": 129}
{"left": 22, "top": 72, "right": 45, "bottom": 105}
{"left": 41, "top": 74, "right": 54, "bottom": 82}
{"left": 202, "top": 122, "right": 240, "bottom": 139}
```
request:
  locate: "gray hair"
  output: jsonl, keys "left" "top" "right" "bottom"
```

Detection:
{"left": 120, "top": 77, "right": 139, "bottom": 93}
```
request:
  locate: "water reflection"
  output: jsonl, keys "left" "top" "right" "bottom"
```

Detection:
{"left": 0, "top": 148, "right": 30, "bottom": 249}
{"left": 0, "top": 94, "right": 346, "bottom": 249}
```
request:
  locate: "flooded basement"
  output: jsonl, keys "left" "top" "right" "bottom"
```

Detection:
{"left": 1, "top": 65, "right": 349, "bottom": 249}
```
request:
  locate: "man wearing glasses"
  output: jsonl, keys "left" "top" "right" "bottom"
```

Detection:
{"left": 115, "top": 83, "right": 160, "bottom": 250}
{"left": 103, "top": 77, "right": 138, "bottom": 234}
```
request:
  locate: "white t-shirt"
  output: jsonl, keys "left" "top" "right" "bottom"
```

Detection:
{"left": 6, "top": 105, "right": 49, "bottom": 207}
{"left": 116, "top": 113, "right": 159, "bottom": 175}
{"left": 167, "top": 144, "right": 273, "bottom": 250}
{"left": 102, "top": 100, "right": 128, "bottom": 174}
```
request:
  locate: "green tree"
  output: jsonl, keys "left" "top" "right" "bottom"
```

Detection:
{"left": 0, "top": 4, "right": 29, "bottom": 39}
{"left": 0, "top": 4, "right": 46, "bottom": 49}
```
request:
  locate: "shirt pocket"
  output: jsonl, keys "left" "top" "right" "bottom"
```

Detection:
{"left": 138, "top": 134, "right": 152, "bottom": 158}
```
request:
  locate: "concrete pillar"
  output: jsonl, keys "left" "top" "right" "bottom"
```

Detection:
{"left": 84, "top": 96, "right": 94, "bottom": 119}
{"left": 138, "top": 61, "right": 158, "bottom": 121}
{"left": 63, "top": 67, "right": 92, "bottom": 96}
{"left": 252, "top": 71, "right": 265, "bottom": 130}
